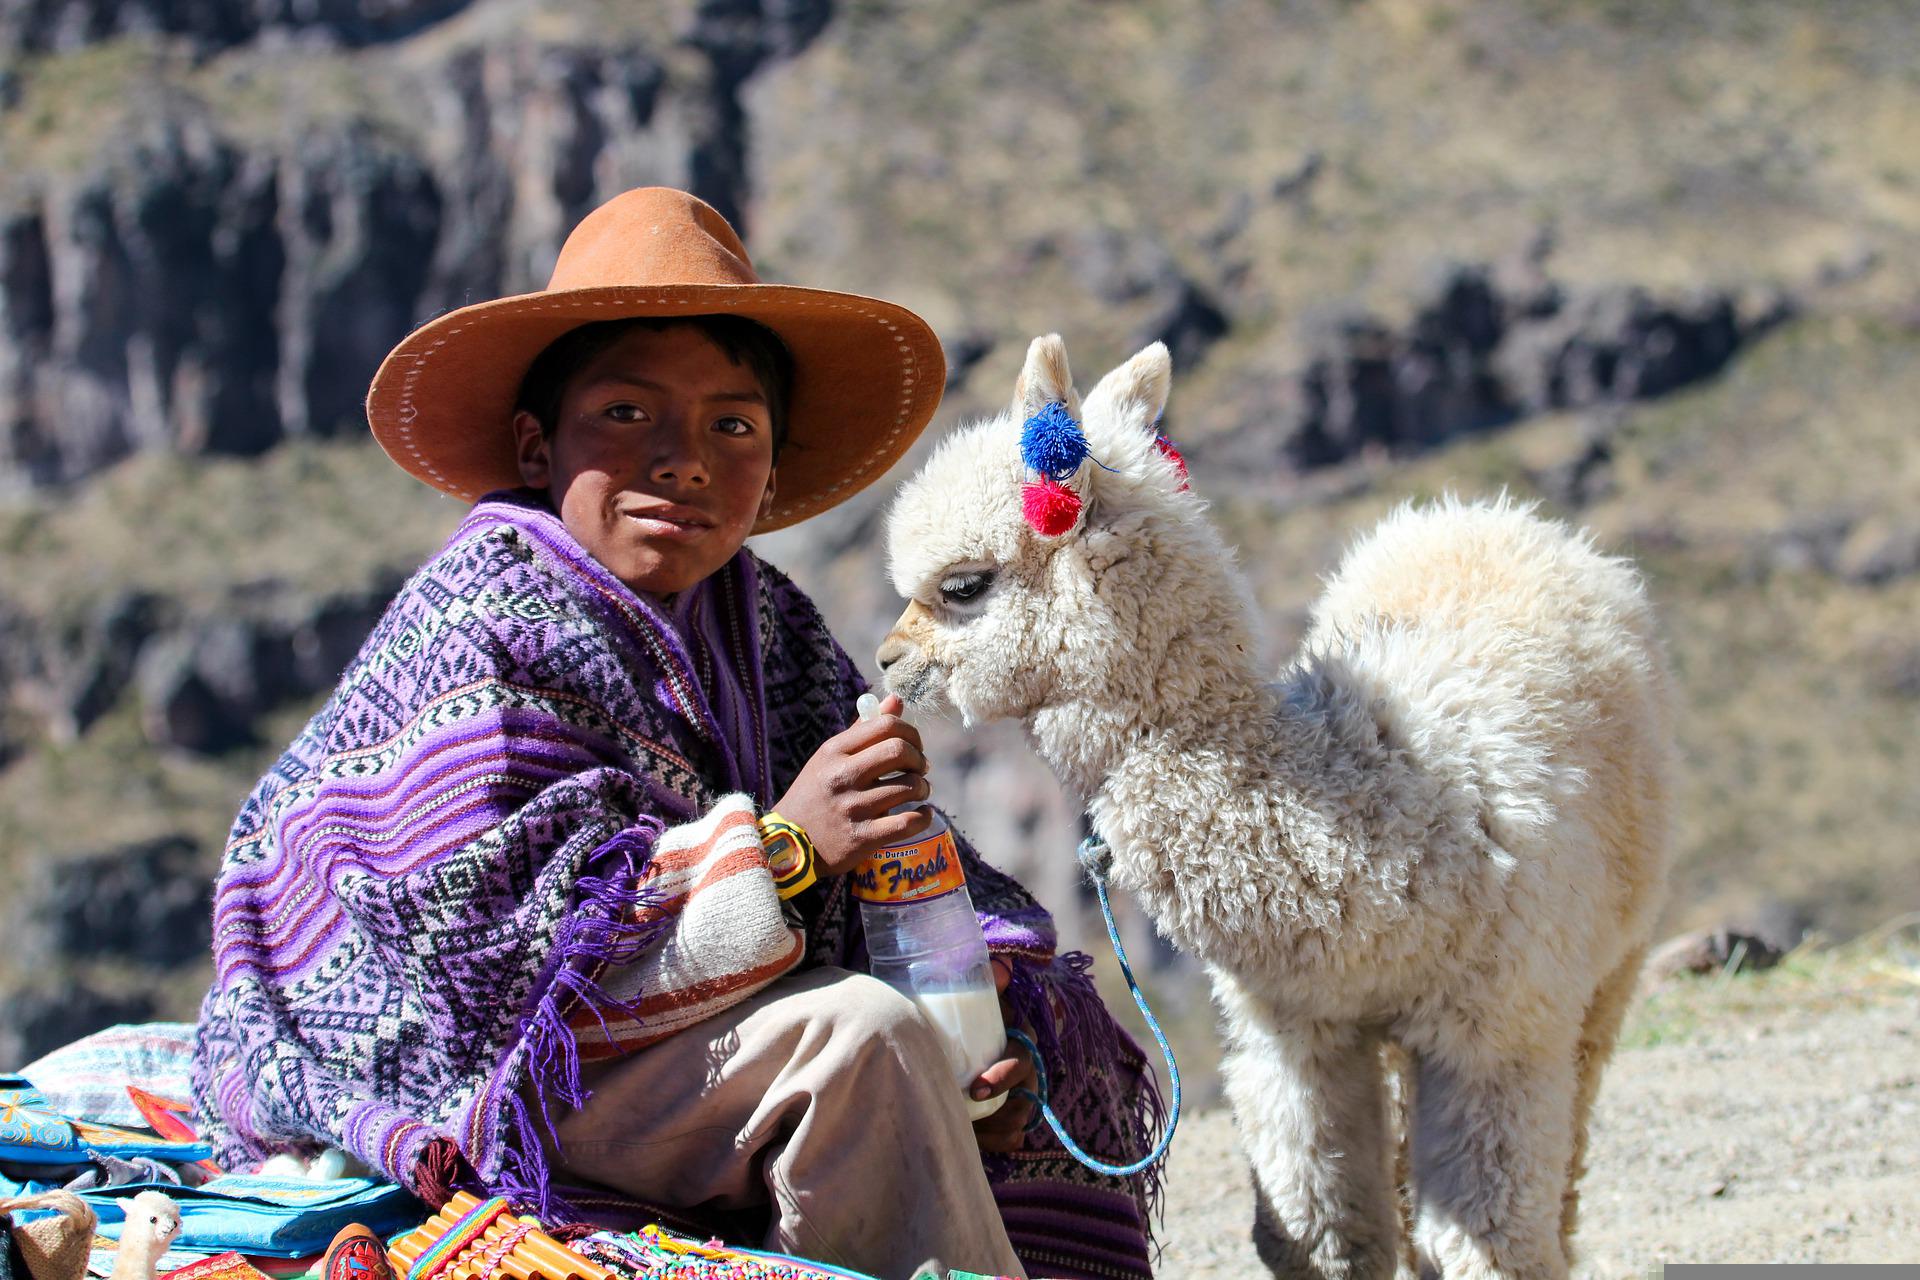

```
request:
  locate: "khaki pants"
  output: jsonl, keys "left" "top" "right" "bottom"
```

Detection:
{"left": 549, "top": 966, "right": 1027, "bottom": 1280}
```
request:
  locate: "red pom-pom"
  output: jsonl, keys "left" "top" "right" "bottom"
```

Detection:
{"left": 1022, "top": 477, "right": 1083, "bottom": 536}
{"left": 1155, "top": 435, "right": 1190, "bottom": 490}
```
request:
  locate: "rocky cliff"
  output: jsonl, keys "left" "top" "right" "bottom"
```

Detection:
{"left": 0, "top": 0, "right": 836, "bottom": 492}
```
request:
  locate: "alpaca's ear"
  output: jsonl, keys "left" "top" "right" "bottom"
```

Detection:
{"left": 1012, "top": 334, "right": 1082, "bottom": 423}
{"left": 1082, "top": 341, "right": 1172, "bottom": 443}
{"left": 1079, "top": 342, "right": 1183, "bottom": 492}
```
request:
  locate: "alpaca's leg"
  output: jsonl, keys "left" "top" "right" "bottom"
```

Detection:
{"left": 1382, "top": 1044, "right": 1420, "bottom": 1280}
{"left": 1408, "top": 1049, "right": 1578, "bottom": 1280}
{"left": 1561, "top": 947, "right": 1645, "bottom": 1260}
{"left": 1226, "top": 1020, "right": 1400, "bottom": 1280}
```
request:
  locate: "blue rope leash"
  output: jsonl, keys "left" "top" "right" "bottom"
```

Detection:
{"left": 1005, "top": 833, "right": 1180, "bottom": 1178}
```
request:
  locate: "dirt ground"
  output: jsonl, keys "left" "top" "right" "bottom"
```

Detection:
{"left": 1154, "top": 984, "right": 1919, "bottom": 1277}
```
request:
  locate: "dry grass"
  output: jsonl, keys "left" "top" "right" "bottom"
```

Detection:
{"left": 0, "top": 439, "right": 461, "bottom": 621}
{"left": 1621, "top": 913, "right": 1920, "bottom": 1049}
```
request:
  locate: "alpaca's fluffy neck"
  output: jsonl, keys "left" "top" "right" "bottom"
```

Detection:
{"left": 1027, "top": 542, "right": 1386, "bottom": 966}
{"left": 110, "top": 1228, "right": 175, "bottom": 1280}
{"left": 1029, "top": 517, "right": 1275, "bottom": 793}
{"left": 1032, "top": 585, "right": 1271, "bottom": 804}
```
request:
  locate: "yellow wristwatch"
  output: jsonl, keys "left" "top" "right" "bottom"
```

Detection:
{"left": 758, "top": 812, "right": 819, "bottom": 900}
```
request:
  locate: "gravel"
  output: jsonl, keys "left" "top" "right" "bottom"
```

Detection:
{"left": 1152, "top": 998, "right": 1919, "bottom": 1277}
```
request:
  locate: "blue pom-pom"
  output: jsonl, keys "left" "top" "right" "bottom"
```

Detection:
{"left": 1020, "top": 401, "right": 1089, "bottom": 480}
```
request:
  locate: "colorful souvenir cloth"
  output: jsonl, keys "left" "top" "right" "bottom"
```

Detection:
{"left": 156, "top": 1251, "right": 276, "bottom": 1280}
{"left": 88, "top": 1242, "right": 317, "bottom": 1280}
{"left": 190, "top": 491, "right": 1162, "bottom": 1280}
{"left": 21, "top": 1027, "right": 197, "bottom": 1131}
{"left": 0, "top": 1175, "right": 58, "bottom": 1202}
{"left": 0, "top": 1079, "right": 210, "bottom": 1166}
{"left": 578, "top": 1225, "right": 1024, "bottom": 1280}
{"left": 231, "top": 1253, "right": 319, "bottom": 1279}
{"left": 576, "top": 1228, "right": 879, "bottom": 1279}
{"left": 86, "top": 1237, "right": 203, "bottom": 1279}
{"left": 85, "top": 1177, "right": 418, "bottom": 1258}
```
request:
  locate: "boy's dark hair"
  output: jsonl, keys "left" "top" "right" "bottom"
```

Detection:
{"left": 514, "top": 315, "right": 795, "bottom": 458}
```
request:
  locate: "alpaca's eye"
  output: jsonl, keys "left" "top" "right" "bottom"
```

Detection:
{"left": 939, "top": 570, "right": 994, "bottom": 605}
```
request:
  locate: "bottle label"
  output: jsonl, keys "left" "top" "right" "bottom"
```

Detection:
{"left": 849, "top": 826, "right": 966, "bottom": 903}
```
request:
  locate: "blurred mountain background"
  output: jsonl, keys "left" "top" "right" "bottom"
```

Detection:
{"left": 1, "top": 0, "right": 1916, "bottom": 1099}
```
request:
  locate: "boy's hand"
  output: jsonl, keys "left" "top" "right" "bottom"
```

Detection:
{"left": 972, "top": 958, "right": 1038, "bottom": 1153}
{"left": 771, "top": 693, "right": 932, "bottom": 877}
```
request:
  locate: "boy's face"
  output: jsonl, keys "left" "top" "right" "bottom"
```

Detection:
{"left": 513, "top": 325, "right": 778, "bottom": 596}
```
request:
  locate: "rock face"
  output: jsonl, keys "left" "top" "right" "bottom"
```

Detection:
{"left": 132, "top": 586, "right": 396, "bottom": 754}
{"left": 0, "top": 833, "right": 209, "bottom": 1063}
{"left": 1, "top": 0, "right": 476, "bottom": 57}
{"left": 2, "top": 573, "right": 402, "bottom": 753}
{"left": 1204, "top": 262, "right": 1792, "bottom": 478}
{"left": 30, "top": 833, "right": 211, "bottom": 968}
{"left": 0, "top": 109, "right": 430, "bottom": 487}
{"left": 0, "top": 987, "right": 161, "bottom": 1067}
{"left": 0, "top": 0, "right": 833, "bottom": 493}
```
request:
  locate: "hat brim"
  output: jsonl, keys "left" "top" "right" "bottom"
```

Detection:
{"left": 366, "top": 283, "right": 946, "bottom": 533}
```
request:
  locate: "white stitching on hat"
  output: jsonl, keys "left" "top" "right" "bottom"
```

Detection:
{"left": 811, "top": 308, "right": 923, "bottom": 507}
{"left": 391, "top": 323, "right": 467, "bottom": 486}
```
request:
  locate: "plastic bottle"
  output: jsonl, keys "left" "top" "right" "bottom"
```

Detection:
{"left": 854, "top": 693, "right": 1008, "bottom": 1121}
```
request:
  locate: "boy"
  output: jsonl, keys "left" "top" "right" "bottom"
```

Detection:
{"left": 193, "top": 189, "right": 1160, "bottom": 1280}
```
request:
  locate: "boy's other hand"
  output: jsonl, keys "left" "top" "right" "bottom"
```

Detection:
{"left": 972, "top": 957, "right": 1037, "bottom": 1152}
{"left": 771, "top": 693, "right": 932, "bottom": 877}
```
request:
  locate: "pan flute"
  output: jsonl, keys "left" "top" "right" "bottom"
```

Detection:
{"left": 386, "top": 1193, "right": 612, "bottom": 1280}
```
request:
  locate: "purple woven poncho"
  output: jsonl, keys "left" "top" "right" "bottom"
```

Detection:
{"left": 191, "top": 491, "right": 1162, "bottom": 1280}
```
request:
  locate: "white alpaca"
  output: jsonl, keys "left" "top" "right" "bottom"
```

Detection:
{"left": 110, "top": 1190, "right": 181, "bottom": 1280}
{"left": 878, "top": 336, "right": 1673, "bottom": 1280}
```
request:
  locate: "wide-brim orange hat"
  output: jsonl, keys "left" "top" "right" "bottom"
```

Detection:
{"left": 366, "top": 187, "right": 945, "bottom": 533}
